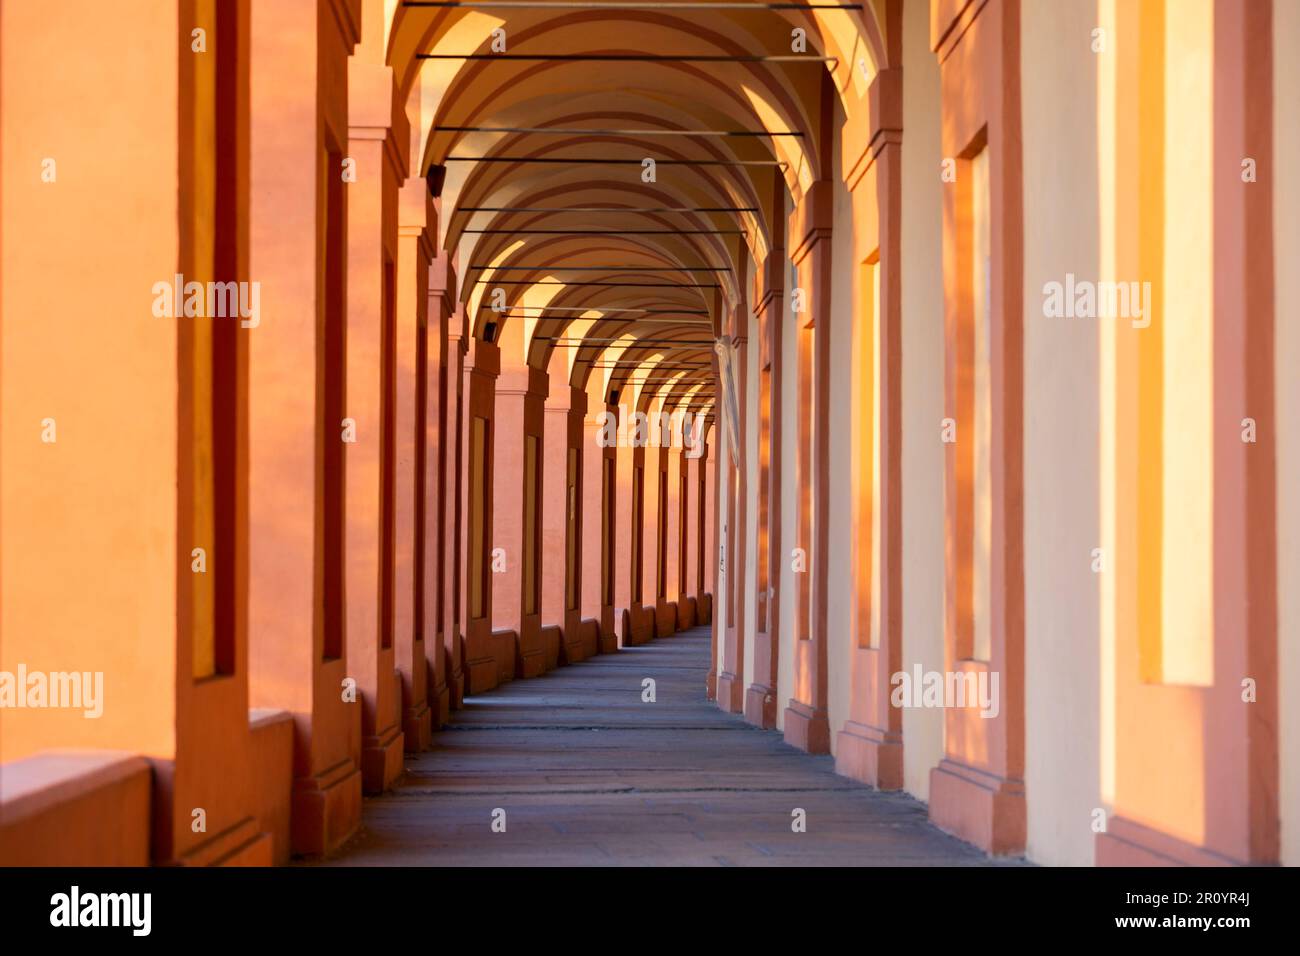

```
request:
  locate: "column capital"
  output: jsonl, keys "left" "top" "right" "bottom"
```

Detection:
{"left": 443, "top": 304, "right": 468, "bottom": 346}
{"left": 788, "top": 181, "right": 834, "bottom": 265}
{"left": 347, "top": 60, "right": 409, "bottom": 182}
{"left": 466, "top": 337, "right": 500, "bottom": 377}
{"left": 584, "top": 401, "right": 614, "bottom": 429}
{"left": 429, "top": 252, "right": 453, "bottom": 294}
{"left": 753, "top": 250, "right": 786, "bottom": 313}
{"left": 724, "top": 300, "right": 752, "bottom": 343}
{"left": 497, "top": 364, "right": 548, "bottom": 398}
{"left": 327, "top": 0, "right": 363, "bottom": 50}
{"left": 428, "top": 254, "right": 458, "bottom": 322}
{"left": 843, "top": 67, "right": 903, "bottom": 193}
{"left": 569, "top": 385, "right": 588, "bottom": 418}
{"left": 398, "top": 180, "right": 436, "bottom": 262}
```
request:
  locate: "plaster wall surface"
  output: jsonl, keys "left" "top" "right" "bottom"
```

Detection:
{"left": 898, "top": 0, "right": 946, "bottom": 803}
{"left": 0, "top": 0, "right": 180, "bottom": 763}
{"left": 743, "top": 310, "right": 760, "bottom": 693}
{"left": 826, "top": 165, "right": 857, "bottom": 755}
{"left": 1020, "top": 0, "right": 1103, "bottom": 866}
{"left": 1276, "top": 0, "right": 1300, "bottom": 868}
{"left": 778, "top": 251, "right": 799, "bottom": 733}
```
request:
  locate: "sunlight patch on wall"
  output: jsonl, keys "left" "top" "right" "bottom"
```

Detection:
{"left": 1159, "top": 0, "right": 1214, "bottom": 688}
{"left": 520, "top": 276, "right": 562, "bottom": 365}
{"left": 466, "top": 239, "right": 525, "bottom": 331}
{"left": 739, "top": 83, "right": 811, "bottom": 194}
{"left": 419, "top": 13, "right": 507, "bottom": 119}
{"left": 599, "top": 334, "right": 636, "bottom": 397}
{"left": 564, "top": 315, "right": 598, "bottom": 379}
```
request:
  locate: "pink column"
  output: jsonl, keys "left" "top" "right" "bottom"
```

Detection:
{"left": 705, "top": 421, "right": 719, "bottom": 698}
{"left": 928, "top": 0, "right": 1026, "bottom": 852}
{"left": 681, "top": 448, "right": 699, "bottom": 628}
{"left": 581, "top": 382, "right": 618, "bottom": 651}
{"left": 717, "top": 326, "right": 748, "bottom": 714}
{"left": 542, "top": 368, "right": 590, "bottom": 664}
{"left": 745, "top": 257, "right": 785, "bottom": 729}
{"left": 614, "top": 398, "right": 639, "bottom": 645}
{"left": 541, "top": 381, "right": 570, "bottom": 640}
{"left": 461, "top": 337, "right": 500, "bottom": 694}
{"left": 445, "top": 309, "right": 468, "bottom": 707}
{"left": 641, "top": 399, "right": 664, "bottom": 637}
{"left": 667, "top": 441, "right": 688, "bottom": 630}
{"left": 0, "top": 0, "right": 305, "bottom": 866}
{"left": 344, "top": 51, "right": 405, "bottom": 793}
{"left": 425, "top": 253, "right": 454, "bottom": 725}
{"left": 247, "top": 0, "right": 363, "bottom": 856}
{"left": 565, "top": 387, "right": 593, "bottom": 657}
{"left": 703, "top": 423, "right": 716, "bottom": 606}
{"left": 783, "top": 184, "right": 833, "bottom": 754}
{"left": 492, "top": 359, "right": 549, "bottom": 679}
{"left": 835, "top": 69, "right": 906, "bottom": 789}
{"left": 395, "top": 176, "right": 432, "bottom": 752}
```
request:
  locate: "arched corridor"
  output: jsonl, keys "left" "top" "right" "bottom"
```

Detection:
{"left": 1, "top": 0, "right": 1297, "bottom": 876}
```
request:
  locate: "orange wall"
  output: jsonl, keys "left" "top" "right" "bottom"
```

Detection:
{"left": 1, "top": 0, "right": 181, "bottom": 763}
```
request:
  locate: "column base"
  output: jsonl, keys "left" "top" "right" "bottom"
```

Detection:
{"left": 209, "top": 831, "right": 273, "bottom": 866}
{"left": 576, "top": 617, "right": 599, "bottom": 658}
{"left": 447, "top": 655, "right": 465, "bottom": 709}
{"left": 928, "top": 758, "right": 1026, "bottom": 855}
{"left": 715, "top": 670, "right": 744, "bottom": 713}
{"left": 678, "top": 597, "right": 697, "bottom": 630}
{"left": 629, "top": 606, "right": 657, "bottom": 645}
{"left": 466, "top": 655, "right": 498, "bottom": 695}
{"left": 290, "top": 757, "right": 362, "bottom": 857}
{"left": 835, "top": 720, "right": 903, "bottom": 789}
{"left": 706, "top": 670, "right": 718, "bottom": 701}
{"left": 538, "top": 629, "right": 564, "bottom": 671}
{"left": 782, "top": 699, "right": 831, "bottom": 754}
{"left": 1096, "top": 816, "right": 1247, "bottom": 866}
{"left": 513, "top": 624, "right": 545, "bottom": 677}
{"left": 491, "top": 628, "right": 519, "bottom": 683}
{"left": 402, "top": 701, "right": 432, "bottom": 753}
{"left": 175, "top": 817, "right": 273, "bottom": 867}
{"left": 519, "top": 648, "right": 547, "bottom": 678}
{"left": 562, "top": 636, "right": 589, "bottom": 665}
{"left": 594, "top": 617, "right": 618, "bottom": 654}
{"left": 654, "top": 601, "right": 678, "bottom": 637}
{"left": 360, "top": 724, "right": 405, "bottom": 795}
{"left": 429, "top": 680, "right": 450, "bottom": 728}
{"left": 743, "top": 683, "right": 777, "bottom": 729}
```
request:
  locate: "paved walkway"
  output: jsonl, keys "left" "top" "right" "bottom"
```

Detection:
{"left": 318, "top": 625, "right": 1017, "bottom": 866}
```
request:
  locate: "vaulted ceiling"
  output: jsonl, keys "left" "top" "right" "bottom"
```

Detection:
{"left": 384, "top": 0, "right": 891, "bottom": 416}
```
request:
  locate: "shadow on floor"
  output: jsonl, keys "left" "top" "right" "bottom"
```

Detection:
{"left": 313, "top": 626, "right": 1027, "bottom": 866}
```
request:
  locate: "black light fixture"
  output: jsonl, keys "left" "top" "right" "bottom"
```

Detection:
{"left": 426, "top": 163, "right": 447, "bottom": 197}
